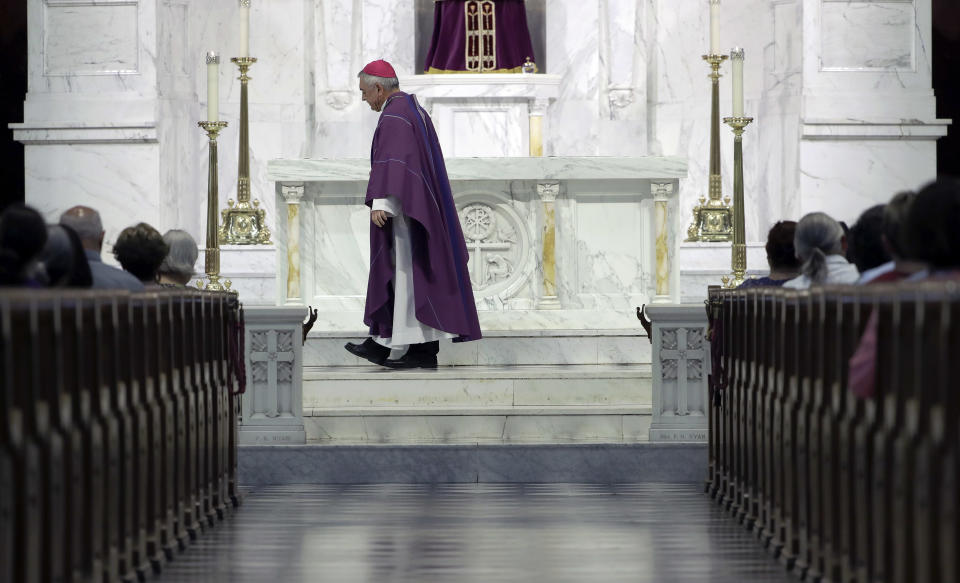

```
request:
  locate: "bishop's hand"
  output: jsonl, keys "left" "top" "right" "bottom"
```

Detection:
{"left": 371, "top": 209, "right": 389, "bottom": 228}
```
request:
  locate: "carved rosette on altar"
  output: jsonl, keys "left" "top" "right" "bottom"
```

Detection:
{"left": 455, "top": 193, "right": 533, "bottom": 301}
{"left": 424, "top": 0, "right": 537, "bottom": 73}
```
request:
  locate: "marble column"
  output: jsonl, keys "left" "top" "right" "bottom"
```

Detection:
{"left": 536, "top": 181, "right": 561, "bottom": 309}
{"left": 281, "top": 183, "right": 305, "bottom": 304}
{"left": 528, "top": 98, "right": 549, "bottom": 157}
{"left": 652, "top": 182, "right": 674, "bottom": 304}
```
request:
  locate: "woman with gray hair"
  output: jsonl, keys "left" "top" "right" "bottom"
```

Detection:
{"left": 782, "top": 211, "right": 859, "bottom": 289}
{"left": 157, "top": 229, "right": 199, "bottom": 287}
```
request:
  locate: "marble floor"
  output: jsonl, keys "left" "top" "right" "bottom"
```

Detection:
{"left": 155, "top": 483, "right": 791, "bottom": 582}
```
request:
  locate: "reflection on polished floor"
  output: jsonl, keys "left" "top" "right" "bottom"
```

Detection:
{"left": 155, "top": 483, "right": 792, "bottom": 583}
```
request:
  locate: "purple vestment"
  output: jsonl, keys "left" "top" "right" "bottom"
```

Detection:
{"left": 364, "top": 92, "right": 482, "bottom": 343}
{"left": 424, "top": 0, "right": 536, "bottom": 73}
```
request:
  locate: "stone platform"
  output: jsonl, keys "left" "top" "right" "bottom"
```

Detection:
{"left": 301, "top": 329, "right": 652, "bottom": 443}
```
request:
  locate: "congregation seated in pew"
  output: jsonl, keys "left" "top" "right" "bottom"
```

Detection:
{"left": 846, "top": 204, "right": 890, "bottom": 282}
{"left": 113, "top": 222, "right": 170, "bottom": 289}
{"left": 60, "top": 205, "right": 145, "bottom": 291}
{"left": 0, "top": 204, "right": 47, "bottom": 287}
{"left": 904, "top": 177, "right": 960, "bottom": 280}
{"left": 37, "top": 224, "right": 93, "bottom": 288}
{"left": 737, "top": 220, "right": 799, "bottom": 289}
{"left": 781, "top": 212, "right": 859, "bottom": 289}
{"left": 158, "top": 229, "right": 199, "bottom": 288}
{"left": 735, "top": 178, "right": 959, "bottom": 289}
{"left": 858, "top": 191, "right": 923, "bottom": 283}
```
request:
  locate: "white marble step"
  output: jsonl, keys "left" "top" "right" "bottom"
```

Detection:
{"left": 302, "top": 413, "right": 652, "bottom": 444}
{"left": 301, "top": 364, "right": 652, "bottom": 443}
{"left": 303, "top": 364, "right": 652, "bottom": 408}
{"left": 304, "top": 329, "right": 651, "bottom": 367}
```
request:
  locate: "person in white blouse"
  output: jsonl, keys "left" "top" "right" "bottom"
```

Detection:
{"left": 782, "top": 212, "right": 860, "bottom": 289}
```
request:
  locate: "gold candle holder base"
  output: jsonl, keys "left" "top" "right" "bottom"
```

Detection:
{"left": 197, "top": 274, "right": 233, "bottom": 292}
{"left": 685, "top": 54, "right": 733, "bottom": 243}
{"left": 222, "top": 56, "right": 272, "bottom": 246}
{"left": 198, "top": 120, "right": 233, "bottom": 291}
{"left": 720, "top": 116, "right": 753, "bottom": 289}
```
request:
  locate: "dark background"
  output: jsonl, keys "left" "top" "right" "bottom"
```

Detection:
{"left": 1, "top": 1, "right": 958, "bottom": 213}
{"left": 1, "top": 1, "right": 27, "bottom": 212}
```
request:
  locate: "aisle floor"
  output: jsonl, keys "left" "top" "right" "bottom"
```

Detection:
{"left": 155, "top": 483, "right": 793, "bottom": 582}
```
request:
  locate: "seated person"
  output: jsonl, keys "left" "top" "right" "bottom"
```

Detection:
{"left": 738, "top": 220, "right": 800, "bottom": 288}
{"left": 782, "top": 212, "right": 859, "bottom": 289}
{"left": 113, "top": 222, "right": 169, "bottom": 287}
{"left": 847, "top": 205, "right": 891, "bottom": 283}
{"left": 60, "top": 205, "right": 144, "bottom": 291}
{"left": 0, "top": 204, "right": 47, "bottom": 287}
{"left": 904, "top": 178, "right": 960, "bottom": 280}
{"left": 157, "top": 229, "right": 199, "bottom": 287}
{"left": 864, "top": 191, "right": 924, "bottom": 283}
{"left": 848, "top": 179, "right": 960, "bottom": 398}
{"left": 38, "top": 225, "right": 93, "bottom": 288}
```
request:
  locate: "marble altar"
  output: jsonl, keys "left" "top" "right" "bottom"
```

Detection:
{"left": 269, "top": 156, "right": 685, "bottom": 330}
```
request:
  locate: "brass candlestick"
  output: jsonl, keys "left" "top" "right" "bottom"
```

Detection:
{"left": 720, "top": 116, "right": 753, "bottom": 289}
{"left": 685, "top": 54, "right": 732, "bottom": 243}
{"left": 197, "top": 120, "right": 232, "bottom": 291}
{"left": 221, "top": 56, "right": 271, "bottom": 245}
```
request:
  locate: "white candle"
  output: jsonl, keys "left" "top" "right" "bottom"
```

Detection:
{"left": 206, "top": 51, "right": 219, "bottom": 121}
{"left": 239, "top": 0, "right": 250, "bottom": 58}
{"left": 710, "top": 0, "right": 721, "bottom": 55}
{"left": 731, "top": 47, "right": 744, "bottom": 117}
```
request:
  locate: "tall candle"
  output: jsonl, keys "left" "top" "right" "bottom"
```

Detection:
{"left": 731, "top": 47, "right": 744, "bottom": 117}
{"left": 206, "top": 51, "right": 219, "bottom": 121}
{"left": 710, "top": 0, "right": 721, "bottom": 55}
{"left": 239, "top": 0, "right": 250, "bottom": 58}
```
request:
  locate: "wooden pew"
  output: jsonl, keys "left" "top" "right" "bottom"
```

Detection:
{"left": 168, "top": 295, "right": 191, "bottom": 551}
{"left": 0, "top": 288, "right": 243, "bottom": 582}
{"left": 911, "top": 283, "right": 946, "bottom": 583}
{"left": 124, "top": 294, "right": 151, "bottom": 577}
{"left": 938, "top": 285, "right": 960, "bottom": 583}
{"left": 706, "top": 289, "right": 723, "bottom": 497}
{"left": 767, "top": 289, "right": 788, "bottom": 557}
{"left": 756, "top": 290, "right": 776, "bottom": 546}
{"left": 0, "top": 295, "right": 15, "bottom": 583}
{"left": 181, "top": 292, "right": 202, "bottom": 538}
{"left": 707, "top": 282, "right": 959, "bottom": 583}
{"left": 108, "top": 294, "right": 138, "bottom": 581}
{"left": 8, "top": 293, "right": 48, "bottom": 583}
{"left": 835, "top": 288, "right": 868, "bottom": 583}
{"left": 743, "top": 290, "right": 760, "bottom": 529}
{"left": 33, "top": 295, "right": 67, "bottom": 583}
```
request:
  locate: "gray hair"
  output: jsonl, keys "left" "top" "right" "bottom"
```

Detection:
{"left": 357, "top": 71, "right": 399, "bottom": 91}
{"left": 794, "top": 212, "right": 845, "bottom": 284}
{"left": 158, "top": 229, "right": 198, "bottom": 277}
{"left": 59, "top": 206, "right": 103, "bottom": 243}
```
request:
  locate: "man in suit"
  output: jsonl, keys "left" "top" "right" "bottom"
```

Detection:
{"left": 59, "top": 205, "right": 144, "bottom": 291}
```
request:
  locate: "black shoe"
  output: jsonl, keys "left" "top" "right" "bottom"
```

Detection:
{"left": 382, "top": 341, "right": 439, "bottom": 369}
{"left": 344, "top": 337, "right": 390, "bottom": 366}
{"left": 382, "top": 352, "right": 438, "bottom": 369}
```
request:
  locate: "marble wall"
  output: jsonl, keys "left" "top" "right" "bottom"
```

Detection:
{"left": 14, "top": 0, "right": 947, "bottom": 303}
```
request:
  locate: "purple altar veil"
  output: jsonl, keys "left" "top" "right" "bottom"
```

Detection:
{"left": 424, "top": 0, "right": 536, "bottom": 73}
{"left": 364, "top": 92, "right": 482, "bottom": 343}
